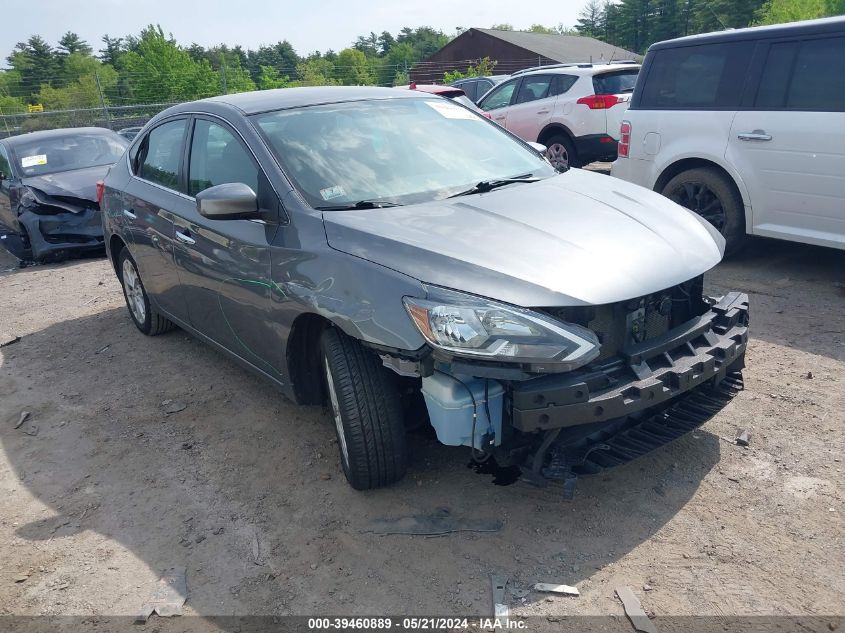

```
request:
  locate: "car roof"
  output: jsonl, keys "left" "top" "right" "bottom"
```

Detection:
{"left": 179, "top": 86, "right": 424, "bottom": 115}
{"left": 514, "top": 62, "right": 641, "bottom": 78}
{"left": 401, "top": 84, "right": 464, "bottom": 96}
{"left": 2, "top": 126, "right": 120, "bottom": 148}
{"left": 649, "top": 15, "right": 845, "bottom": 51}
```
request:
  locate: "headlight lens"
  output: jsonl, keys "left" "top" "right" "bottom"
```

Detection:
{"left": 404, "top": 291, "right": 600, "bottom": 369}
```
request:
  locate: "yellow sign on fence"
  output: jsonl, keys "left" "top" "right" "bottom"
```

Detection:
{"left": 27, "top": 104, "right": 44, "bottom": 113}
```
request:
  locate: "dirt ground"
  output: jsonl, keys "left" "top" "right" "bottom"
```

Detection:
{"left": 0, "top": 232, "right": 843, "bottom": 628}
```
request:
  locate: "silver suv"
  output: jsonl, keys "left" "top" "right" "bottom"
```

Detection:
{"left": 478, "top": 62, "right": 640, "bottom": 169}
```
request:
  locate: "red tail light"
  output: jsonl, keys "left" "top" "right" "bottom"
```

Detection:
{"left": 576, "top": 94, "right": 623, "bottom": 110}
{"left": 618, "top": 121, "right": 631, "bottom": 158}
{"left": 96, "top": 180, "right": 105, "bottom": 205}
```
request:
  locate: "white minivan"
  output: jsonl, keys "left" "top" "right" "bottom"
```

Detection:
{"left": 611, "top": 17, "right": 845, "bottom": 253}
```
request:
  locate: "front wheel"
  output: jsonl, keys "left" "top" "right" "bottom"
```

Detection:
{"left": 320, "top": 328, "right": 407, "bottom": 490}
{"left": 662, "top": 167, "right": 745, "bottom": 255}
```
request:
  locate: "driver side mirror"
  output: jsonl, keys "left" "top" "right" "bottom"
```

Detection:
{"left": 196, "top": 182, "right": 259, "bottom": 220}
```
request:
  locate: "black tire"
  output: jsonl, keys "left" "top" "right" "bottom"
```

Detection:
{"left": 320, "top": 328, "right": 407, "bottom": 490}
{"left": 118, "top": 249, "right": 176, "bottom": 336}
{"left": 544, "top": 134, "right": 580, "bottom": 170}
{"left": 662, "top": 167, "right": 745, "bottom": 255}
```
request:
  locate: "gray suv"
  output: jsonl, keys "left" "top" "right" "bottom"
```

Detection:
{"left": 102, "top": 87, "right": 749, "bottom": 494}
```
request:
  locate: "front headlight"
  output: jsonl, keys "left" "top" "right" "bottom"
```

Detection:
{"left": 404, "top": 290, "right": 600, "bottom": 370}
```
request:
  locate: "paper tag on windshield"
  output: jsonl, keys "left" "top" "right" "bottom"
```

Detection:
{"left": 320, "top": 185, "right": 346, "bottom": 201}
{"left": 21, "top": 154, "right": 47, "bottom": 168}
{"left": 425, "top": 100, "right": 479, "bottom": 120}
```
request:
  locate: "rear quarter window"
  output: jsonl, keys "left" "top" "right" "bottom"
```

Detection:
{"left": 639, "top": 41, "right": 753, "bottom": 109}
{"left": 755, "top": 36, "right": 845, "bottom": 112}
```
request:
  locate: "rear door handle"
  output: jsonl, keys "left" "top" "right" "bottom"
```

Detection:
{"left": 123, "top": 209, "right": 136, "bottom": 220}
{"left": 737, "top": 132, "right": 772, "bottom": 141}
{"left": 537, "top": 109, "right": 550, "bottom": 114}
{"left": 175, "top": 230, "right": 195, "bottom": 245}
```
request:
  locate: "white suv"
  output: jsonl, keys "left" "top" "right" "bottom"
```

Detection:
{"left": 611, "top": 17, "right": 845, "bottom": 253}
{"left": 477, "top": 62, "right": 640, "bottom": 170}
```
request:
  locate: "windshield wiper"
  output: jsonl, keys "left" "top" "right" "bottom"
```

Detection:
{"left": 315, "top": 199, "right": 404, "bottom": 211}
{"left": 448, "top": 174, "right": 540, "bottom": 198}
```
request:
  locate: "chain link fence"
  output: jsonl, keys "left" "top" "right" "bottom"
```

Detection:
{"left": 0, "top": 103, "right": 178, "bottom": 139}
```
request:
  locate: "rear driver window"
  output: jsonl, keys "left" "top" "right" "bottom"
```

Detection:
{"left": 640, "top": 42, "right": 752, "bottom": 109}
{"left": 138, "top": 119, "right": 186, "bottom": 190}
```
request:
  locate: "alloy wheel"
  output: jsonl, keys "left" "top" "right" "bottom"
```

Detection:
{"left": 122, "top": 258, "right": 146, "bottom": 324}
{"left": 669, "top": 182, "right": 727, "bottom": 233}
{"left": 546, "top": 143, "right": 570, "bottom": 170}
{"left": 324, "top": 357, "right": 350, "bottom": 468}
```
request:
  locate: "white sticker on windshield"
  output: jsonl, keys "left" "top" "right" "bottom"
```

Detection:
{"left": 425, "top": 100, "right": 479, "bottom": 120}
{"left": 320, "top": 185, "right": 346, "bottom": 201}
{"left": 21, "top": 154, "right": 48, "bottom": 168}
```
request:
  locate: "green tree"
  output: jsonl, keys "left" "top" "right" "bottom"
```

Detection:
{"left": 257, "top": 65, "right": 290, "bottom": 89}
{"left": 576, "top": 0, "right": 606, "bottom": 36}
{"left": 57, "top": 32, "right": 93, "bottom": 57}
{"left": 99, "top": 35, "right": 125, "bottom": 67}
{"left": 490, "top": 23, "right": 515, "bottom": 30}
{"left": 443, "top": 57, "right": 498, "bottom": 83}
{"left": 334, "top": 48, "right": 374, "bottom": 85}
{"left": 294, "top": 58, "right": 338, "bottom": 86}
{"left": 119, "top": 25, "right": 219, "bottom": 102}
{"left": 7, "top": 36, "right": 60, "bottom": 92}
{"left": 756, "top": 0, "right": 828, "bottom": 22}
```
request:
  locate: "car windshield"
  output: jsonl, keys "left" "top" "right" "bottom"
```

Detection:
{"left": 13, "top": 132, "right": 127, "bottom": 177}
{"left": 251, "top": 97, "right": 554, "bottom": 208}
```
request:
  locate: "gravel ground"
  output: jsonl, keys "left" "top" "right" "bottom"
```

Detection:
{"left": 0, "top": 235, "right": 843, "bottom": 629}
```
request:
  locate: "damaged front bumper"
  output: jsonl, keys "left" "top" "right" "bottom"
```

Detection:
{"left": 510, "top": 292, "right": 749, "bottom": 432}
{"left": 9, "top": 188, "right": 105, "bottom": 261}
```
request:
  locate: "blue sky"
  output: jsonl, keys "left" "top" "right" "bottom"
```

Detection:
{"left": 2, "top": 0, "right": 583, "bottom": 60}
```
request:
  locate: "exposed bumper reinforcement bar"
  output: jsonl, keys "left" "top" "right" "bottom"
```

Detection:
{"left": 511, "top": 292, "right": 749, "bottom": 432}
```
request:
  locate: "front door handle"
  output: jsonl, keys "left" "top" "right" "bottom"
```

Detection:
{"left": 537, "top": 109, "right": 550, "bottom": 114}
{"left": 175, "top": 230, "right": 195, "bottom": 245}
{"left": 737, "top": 131, "right": 772, "bottom": 142}
{"left": 123, "top": 209, "right": 136, "bottom": 220}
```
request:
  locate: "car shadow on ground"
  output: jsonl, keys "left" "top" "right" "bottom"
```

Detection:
{"left": 707, "top": 238, "right": 844, "bottom": 362}
{"left": 1, "top": 304, "right": 725, "bottom": 620}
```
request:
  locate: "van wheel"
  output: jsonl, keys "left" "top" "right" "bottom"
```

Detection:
{"left": 320, "top": 328, "right": 407, "bottom": 490}
{"left": 662, "top": 167, "right": 745, "bottom": 255}
{"left": 118, "top": 249, "right": 176, "bottom": 336}
{"left": 545, "top": 135, "right": 580, "bottom": 170}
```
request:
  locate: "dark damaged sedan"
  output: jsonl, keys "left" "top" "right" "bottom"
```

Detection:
{"left": 102, "top": 87, "right": 749, "bottom": 495}
{"left": 0, "top": 127, "right": 128, "bottom": 261}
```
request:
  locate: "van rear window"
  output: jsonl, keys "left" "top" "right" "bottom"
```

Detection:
{"left": 639, "top": 42, "right": 753, "bottom": 109}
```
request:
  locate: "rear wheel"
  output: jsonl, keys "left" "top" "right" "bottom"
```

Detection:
{"left": 118, "top": 249, "right": 176, "bottom": 336}
{"left": 320, "top": 328, "right": 407, "bottom": 490}
{"left": 545, "top": 135, "right": 580, "bottom": 170}
{"left": 662, "top": 167, "right": 745, "bottom": 255}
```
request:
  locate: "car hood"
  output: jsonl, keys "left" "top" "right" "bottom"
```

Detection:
{"left": 323, "top": 169, "right": 725, "bottom": 307}
{"left": 21, "top": 165, "right": 110, "bottom": 204}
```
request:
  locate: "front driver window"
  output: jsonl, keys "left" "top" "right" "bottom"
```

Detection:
{"left": 188, "top": 119, "right": 259, "bottom": 196}
{"left": 480, "top": 81, "right": 517, "bottom": 111}
{"left": 139, "top": 119, "right": 187, "bottom": 190}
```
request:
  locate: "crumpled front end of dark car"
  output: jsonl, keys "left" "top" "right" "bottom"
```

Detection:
{"left": 11, "top": 188, "right": 104, "bottom": 262}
